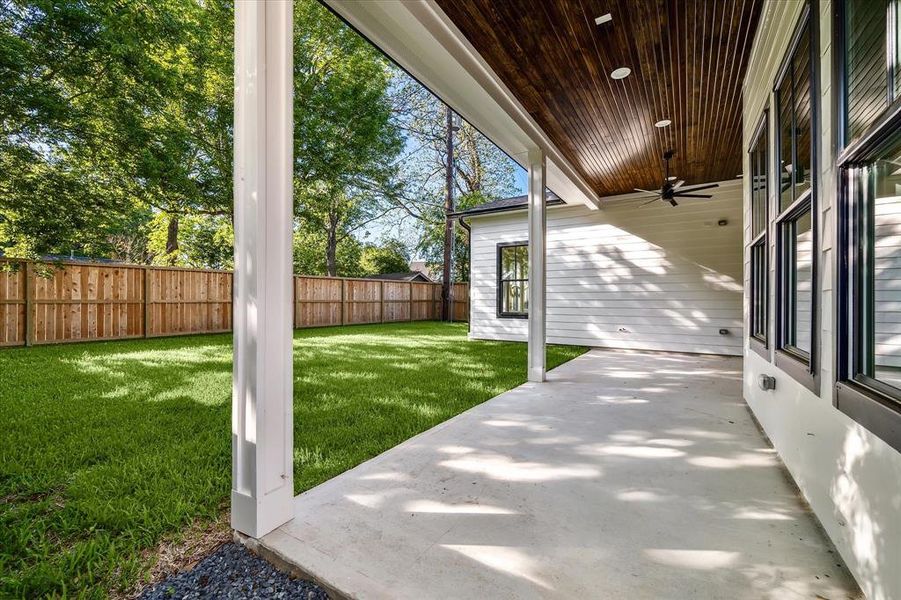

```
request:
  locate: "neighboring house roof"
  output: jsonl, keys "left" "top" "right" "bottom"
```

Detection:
{"left": 451, "top": 191, "right": 564, "bottom": 218}
{"left": 408, "top": 260, "right": 435, "bottom": 280}
{"left": 364, "top": 271, "right": 433, "bottom": 283}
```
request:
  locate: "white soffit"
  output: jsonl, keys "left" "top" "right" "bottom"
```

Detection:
{"left": 323, "top": 0, "right": 602, "bottom": 210}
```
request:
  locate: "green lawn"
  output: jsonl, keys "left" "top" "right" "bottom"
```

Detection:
{"left": 0, "top": 322, "right": 586, "bottom": 598}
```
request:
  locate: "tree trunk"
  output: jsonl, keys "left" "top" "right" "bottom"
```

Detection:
{"left": 442, "top": 107, "right": 455, "bottom": 321}
{"left": 165, "top": 215, "right": 179, "bottom": 265}
{"left": 326, "top": 217, "right": 338, "bottom": 277}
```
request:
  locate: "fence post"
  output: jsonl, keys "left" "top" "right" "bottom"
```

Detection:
{"left": 340, "top": 279, "right": 345, "bottom": 326}
{"left": 409, "top": 282, "right": 413, "bottom": 322}
{"left": 435, "top": 284, "right": 441, "bottom": 320}
{"left": 379, "top": 281, "right": 385, "bottom": 323}
{"left": 24, "top": 261, "right": 34, "bottom": 347}
{"left": 143, "top": 267, "right": 151, "bottom": 338}
{"left": 291, "top": 275, "right": 297, "bottom": 329}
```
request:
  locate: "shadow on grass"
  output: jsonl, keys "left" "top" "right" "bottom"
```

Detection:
{"left": 0, "top": 322, "right": 585, "bottom": 598}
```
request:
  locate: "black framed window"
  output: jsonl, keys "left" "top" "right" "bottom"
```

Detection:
{"left": 749, "top": 112, "right": 769, "bottom": 355}
{"left": 839, "top": 0, "right": 900, "bottom": 145}
{"left": 836, "top": 0, "right": 901, "bottom": 451}
{"left": 837, "top": 123, "right": 901, "bottom": 450}
{"left": 497, "top": 242, "right": 528, "bottom": 318}
{"left": 780, "top": 208, "right": 814, "bottom": 356}
{"left": 774, "top": 3, "right": 818, "bottom": 391}
{"left": 835, "top": 0, "right": 901, "bottom": 450}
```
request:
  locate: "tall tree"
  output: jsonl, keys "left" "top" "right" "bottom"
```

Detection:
{"left": 385, "top": 76, "right": 520, "bottom": 282}
{"left": 1, "top": 0, "right": 179, "bottom": 258}
{"left": 292, "top": 227, "right": 363, "bottom": 277}
{"left": 1, "top": 0, "right": 403, "bottom": 274}
{"left": 441, "top": 107, "right": 455, "bottom": 319}
{"left": 0, "top": 0, "right": 235, "bottom": 262}
{"left": 292, "top": 0, "right": 403, "bottom": 275}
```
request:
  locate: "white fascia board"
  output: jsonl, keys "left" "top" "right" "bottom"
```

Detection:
{"left": 323, "top": 0, "right": 602, "bottom": 211}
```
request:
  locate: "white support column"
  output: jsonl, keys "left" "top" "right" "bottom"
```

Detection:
{"left": 232, "top": 0, "right": 294, "bottom": 539}
{"left": 527, "top": 147, "right": 547, "bottom": 383}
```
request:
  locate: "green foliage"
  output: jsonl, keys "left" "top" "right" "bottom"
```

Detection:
{"left": 293, "top": 0, "right": 402, "bottom": 205}
{"left": 416, "top": 190, "right": 494, "bottom": 282}
{"left": 1, "top": 0, "right": 525, "bottom": 282}
{"left": 147, "top": 213, "right": 234, "bottom": 269}
{"left": 0, "top": 0, "right": 233, "bottom": 259}
{"left": 359, "top": 238, "right": 410, "bottom": 275}
{"left": 292, "top": 227, "right": 364, "bottom": 277}
{"left": 293, "top": 0, "right": 404, "bottom": 275}
{"left": 0, "top": 0, "right": 403, "bottom": 272}
{"left": 0, "top": 323, "right": 587, "bottom": 597}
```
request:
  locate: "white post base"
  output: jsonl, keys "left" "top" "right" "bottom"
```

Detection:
{"left": 528, "top": 366, "right": 546, "bottom": 383}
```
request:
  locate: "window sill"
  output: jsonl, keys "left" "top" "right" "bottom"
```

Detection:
{"left": 497, "top": 313, "right": 528, "bottom": 320}
{"left": 749, "top": 336, "right": 769, "bottom": 360}
{"left": 835, "top": 380, "right": 901, "bottom": 453}
{"left": 774, "top": 349, "right": 819, "bottom": 394}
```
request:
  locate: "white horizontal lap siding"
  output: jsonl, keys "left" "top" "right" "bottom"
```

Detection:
{"left": 469, "top": 215, "right": 529, "bottom": 341}
{"left": 875, "top": 194, "right": 901, "bottom": 370}
{"left": 794, "top": 226, "right": 814, "bottom": 353}
{"left": 469, "top": 186, "right": 744, "bottom": 355}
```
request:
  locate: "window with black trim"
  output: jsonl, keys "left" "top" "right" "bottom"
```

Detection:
{"left": 774, "top": 3, "right": 818, "bottom": 389}
{"left": 836, "top": 0, "right": 901, "bottom": 450}
{"left": 840, "top": 0, "right": 900, "bottom": 145}
{"left": 842, "top": 133, "right": 901, "bottom": 397}
{"left": 497, "top": 242, "right": 528, "bottom": 318}
{"left": 749, "top": 112, "right": 769, "bottom": 351}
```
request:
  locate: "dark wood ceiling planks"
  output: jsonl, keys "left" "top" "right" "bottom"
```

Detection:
{"left": 435, "top": 0, "right": 763, "bottom": 196}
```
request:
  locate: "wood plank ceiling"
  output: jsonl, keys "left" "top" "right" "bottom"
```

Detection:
{"left": 434, "top": 0, "right": 764, "bottom": 197}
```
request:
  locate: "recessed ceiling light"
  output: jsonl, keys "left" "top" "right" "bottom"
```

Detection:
{"left": 655, "top": 119, "right": 672, "bottom": 128}
{"left": 611, "top": 67, "right": 631, "bottom": 80}
{"left": 595, "top": 13, "right": 612, "bottom": 25}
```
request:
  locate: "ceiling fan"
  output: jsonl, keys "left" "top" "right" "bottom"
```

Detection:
{"left": 634, "top": 150, "right": 719, "bottom": 207}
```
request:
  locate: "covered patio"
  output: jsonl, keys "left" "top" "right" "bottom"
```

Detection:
{"left": 253, "top": 350, "right": 857, "bottom": 599}
{"left": 230, "top": 0, "right": 901, "bottom": 597}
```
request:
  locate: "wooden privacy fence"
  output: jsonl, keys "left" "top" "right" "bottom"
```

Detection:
{"left": 0, "top": 259, "right": 468, "bottom": 348}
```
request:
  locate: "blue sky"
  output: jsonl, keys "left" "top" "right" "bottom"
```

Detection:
{"left": 513, "top": 168, "right": 528, "bottom": 195}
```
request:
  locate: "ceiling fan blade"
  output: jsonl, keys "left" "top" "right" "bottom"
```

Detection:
{"left": 677, "top": 183, "right": 719, "bottom": 192}
{"left": 673, "top": 180, "right": 685, "bottom": 188}
{"left": 673, "top": 193, "right": 712, "bottom": 198}
{"left": 669, "top": 199, "right": 678, "bottom": 207}
{"left": 634, "top": 188, "right": 660, "bottom": 195}
{"left": 641, "top": 197, "right": 660, "bottom": 206}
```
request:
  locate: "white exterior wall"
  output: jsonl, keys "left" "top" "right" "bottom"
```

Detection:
{"left": 742, "top": 2, "right": 901, "bottom": 599}
{"left": 469, "top": 181, "right": 744, "bottom": 355}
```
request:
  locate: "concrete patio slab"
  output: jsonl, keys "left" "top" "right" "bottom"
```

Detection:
{"left": 257, "top": 349, "right": 860, "bottom": 599}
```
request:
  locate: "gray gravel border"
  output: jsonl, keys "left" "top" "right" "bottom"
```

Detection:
{"left": 139, "top": 542, "right": 328, "bottom": 599}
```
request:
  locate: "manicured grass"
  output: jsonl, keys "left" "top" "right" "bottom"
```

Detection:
{"left": 0, "top": 322, "right": 586, "bottom": 598}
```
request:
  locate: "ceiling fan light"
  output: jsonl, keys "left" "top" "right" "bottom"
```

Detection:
{"left": 610, "top": 67, "right": 631, "bottom": 80}
{"left": 654, "top": 119, "right": 672, "bottom": 128}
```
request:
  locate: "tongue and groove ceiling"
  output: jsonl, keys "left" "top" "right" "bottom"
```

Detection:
{"left": 434, "top": 0, "right": 764, "bottom": 197}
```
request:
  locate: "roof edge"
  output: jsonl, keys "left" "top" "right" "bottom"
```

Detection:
{"left": 451, "top": 197, "right": 566, "bottom": 218}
